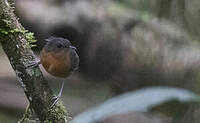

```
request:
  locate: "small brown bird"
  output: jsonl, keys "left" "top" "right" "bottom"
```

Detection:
{"left": 40, "top": 36, "right": 79, "bottom": 106}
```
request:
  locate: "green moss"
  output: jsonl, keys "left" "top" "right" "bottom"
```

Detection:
{"left": 0, "top": 19, "right": 12, "bottom": 35}
{"left": 18, "top": 102, "right": 68, "bottom": 123}
{"left": 45, "top": 102, "right": 68, "bottom": 123}
{"left": 0, "top": 29, "right": 8, "bottom": 34}
{"left": 0, "top": 20, "right": 37, "bottom": 48}
{"left": 2, "top": 19, "right": 12, "bottom": 27}
{"left": 10, "top": 28, "right": 37, "bottom": 47}
{"left": 25, "top": 32, "right": 37, "bottom": 47}
{"left": 18, "top": 105, "right": 40, "bottom": 123}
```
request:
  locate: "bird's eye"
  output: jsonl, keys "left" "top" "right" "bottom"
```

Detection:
{"left": 57, "top": 44, "right": 63, "bottom": 48}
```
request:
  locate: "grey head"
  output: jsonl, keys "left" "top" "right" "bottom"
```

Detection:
{"left": 44, "top": 36, "right": 76, "bottom": 52}
{"left": 44, "top": 36, "right": 79, "bottom": 72}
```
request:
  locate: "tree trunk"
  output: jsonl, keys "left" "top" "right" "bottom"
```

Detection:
{"left": 0, "top": 0, "right": 69, "bottom": 122}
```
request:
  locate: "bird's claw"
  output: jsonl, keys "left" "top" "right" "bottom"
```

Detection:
{"left": 50, "top": 95, "right": 61, "bottom": 108}
{"left": 50, "top": 80, "right": 65, "bottom": 108}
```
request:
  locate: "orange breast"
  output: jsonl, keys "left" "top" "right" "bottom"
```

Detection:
{"left": 40, "top": 49, "right": 71, "bottom": 78}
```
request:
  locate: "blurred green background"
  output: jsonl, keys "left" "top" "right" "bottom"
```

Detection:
{"left": 1, "top": 0, "right": 200, "bottom": 122}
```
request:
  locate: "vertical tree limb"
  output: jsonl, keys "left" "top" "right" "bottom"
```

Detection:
{"left": 0, "top": 0, "right": 69, "bottom": 122}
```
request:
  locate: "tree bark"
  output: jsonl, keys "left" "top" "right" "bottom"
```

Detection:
{"left": 0, "top": 0, "right": 68, "bottom": 122}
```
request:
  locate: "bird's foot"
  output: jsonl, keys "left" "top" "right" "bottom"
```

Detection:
{"left": 50, "top": 80, "right": 65, "bottom": 108}
{"left": 50, "top": 95, "right": 61, "bottom": 108}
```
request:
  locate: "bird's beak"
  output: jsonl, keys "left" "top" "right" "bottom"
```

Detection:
{"left": 70, "top": 45, "right": 77, "bottom": 50}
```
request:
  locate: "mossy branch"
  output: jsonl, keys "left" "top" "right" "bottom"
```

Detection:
{"left": 0, "top": 0, "right": 69, "bottom": 122}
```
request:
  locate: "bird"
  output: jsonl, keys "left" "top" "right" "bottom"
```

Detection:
{"left": 40, "top": 36, "right": 79, "bottom": 107}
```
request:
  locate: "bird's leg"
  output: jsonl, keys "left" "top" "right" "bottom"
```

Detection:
{"left": 50, "top": 79, "right": 65, "bottom": 108}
